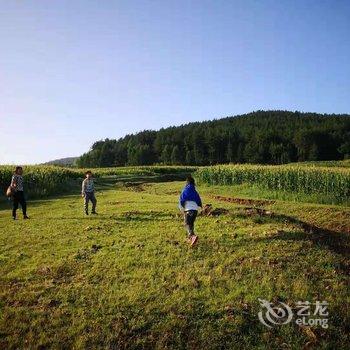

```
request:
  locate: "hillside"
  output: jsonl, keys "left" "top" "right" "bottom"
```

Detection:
{"left": 44, "top": 157, "right": 78, "bottom": 167}
{"left": 77, "top": 110, "right": 350, "bottom": 167}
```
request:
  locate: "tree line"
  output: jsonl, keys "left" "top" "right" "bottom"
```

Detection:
{"left": 76, "top": 110, "right": 350, "bottom": 167}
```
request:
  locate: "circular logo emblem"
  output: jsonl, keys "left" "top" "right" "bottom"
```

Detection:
{"left": 258, "top": 298, "right": 293, "bottom": 328}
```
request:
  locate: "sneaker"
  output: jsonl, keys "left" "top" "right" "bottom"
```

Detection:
{"left": 12, "top": 217, "right": 17, "bottom": 220}
{"left": 23, "top": 215, "right": 29, "bottom": 219}
{"left": 91, "top": 211, "right": 98, "bottom": 215}
{"left": 190, "top": 235, "right": 198, "bottom": 246}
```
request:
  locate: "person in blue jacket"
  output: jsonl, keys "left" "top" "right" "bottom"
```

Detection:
{"left": 178, "top": 175, "right": 202, "bottom": 246}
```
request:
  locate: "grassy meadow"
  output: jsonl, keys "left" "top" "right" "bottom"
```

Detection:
{"left": 0, "top": 165, "right": 349, "bottom": 349}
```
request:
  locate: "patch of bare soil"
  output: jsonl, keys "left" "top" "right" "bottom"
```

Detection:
{"left": 201, "top": 204, "right": 229, "bottom": 216}
{"left": 122, "top": 210, "right": 143, "bottom": 217}
{"left": 213, "top": 195, "right": 275, "bottom": 207}
{"left": 123, "top": 182, "right": 146, "bottom": 192}
{"left": 123, "top": 210, "right": 177, "bottom": 219}
{"left": 243, "top": 207, "right": 273, "bottom": 216}
{"left": 164, "top": 190, "right": 180, "bottom": 195}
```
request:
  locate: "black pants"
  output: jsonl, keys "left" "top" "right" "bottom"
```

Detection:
{"left": 12, "top": 191, "right": 27, "bottom": 218}
{"left": 84, "top": 192, "right": 97, "bottom": 213}
{"left": 184, "top": 210, "right": 197, "bottom": 237}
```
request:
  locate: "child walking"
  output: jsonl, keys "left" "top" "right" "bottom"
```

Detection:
{"left": 178, "top": 175, "right": 202, "bottom": 246}
{"left": 10, "top": 166, "right": 29, "bottom": 220}
{"left": 82, "top": 171, "right": 97, "bottom": 215}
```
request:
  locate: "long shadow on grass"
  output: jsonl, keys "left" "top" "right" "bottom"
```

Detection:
{"left": 277, "top": 215, "right": 348, "bottom": 259}
{"left": 236, "top": 208, "right": 350, "bottom": 259}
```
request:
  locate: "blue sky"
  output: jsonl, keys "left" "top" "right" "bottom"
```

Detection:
{"left": 0, "top": 0, "right": 349, "bottom": 164}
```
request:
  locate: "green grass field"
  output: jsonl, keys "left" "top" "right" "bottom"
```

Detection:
{"left": 0, "top": 174, "right": 349, "bottom": 349}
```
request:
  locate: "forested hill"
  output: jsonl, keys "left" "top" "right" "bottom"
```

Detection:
{"left": 77, "top": 111, "right": 350, "bottom": 167}
{"left": 44, "top": 157, "right": 78, "bottom": 167}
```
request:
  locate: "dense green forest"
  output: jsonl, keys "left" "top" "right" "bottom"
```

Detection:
{"left": 77, "top": 111, "right": 350, "bottom": 167}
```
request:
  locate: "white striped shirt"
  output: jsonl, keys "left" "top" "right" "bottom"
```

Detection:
{"left": 82, "top": 178, "right": 94, "bottom": 193}
{"left": 11, "top": 175, "right": 24, "bottom": 191}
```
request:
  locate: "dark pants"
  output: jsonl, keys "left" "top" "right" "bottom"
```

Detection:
{"left": 12, "top": 191, "right": 27, "bottom": 218}
{"left": 184, "top": 210, "right": 197, "bottom": 237}
{"left": 84, "top": 192, "right": 97, "bottom": 213}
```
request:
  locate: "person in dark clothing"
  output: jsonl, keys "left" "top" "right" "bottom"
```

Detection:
{"left": 10, "top": 166, "right": 29, "bottom": 220}
{"left": 178, "top": 175, "right": 202, "bottom": 246}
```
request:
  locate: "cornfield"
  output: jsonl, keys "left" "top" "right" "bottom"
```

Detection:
{"left": 196, "top": 164, "right": 350, "bottom": 201}
{"left": 0, "top": 166, "right": 82, "bottom": 197}
{"left": 3, "top": 163, "right": 348, "bottom": 202}
{"left": 0, "top": 165, "right": 196, "bottom": 198}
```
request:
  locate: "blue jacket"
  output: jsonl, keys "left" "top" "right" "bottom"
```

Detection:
{"left": 179, "top": 184, "right": 202, "bottom": 208}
